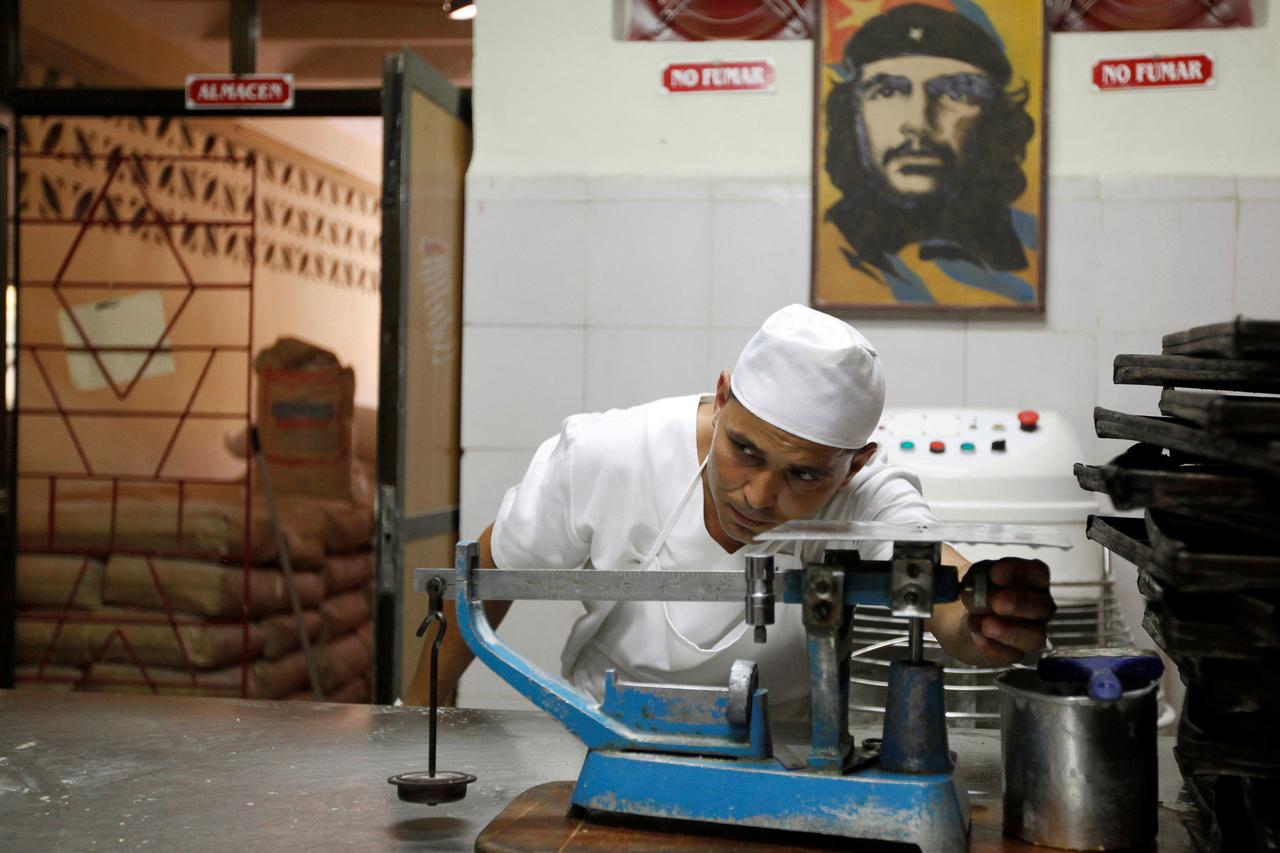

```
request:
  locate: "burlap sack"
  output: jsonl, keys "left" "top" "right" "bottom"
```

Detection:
{"left": 287, "top": 675, "right": 370, "bottom": 704}
{"left": 239, "top": 627, "right": 373, "bottom": 698}
{"left": 254, "top": 337, "right": 355, "bottom": 502}
{"left": 322, "top": 589, "right": 372, "bottom": 639}
{"left": 59, "top": 624, "right": 371, "bottom": 701}
{"left": 75, "top": 663, "right": 369, "bottom": 704}
{"left": 18, "top": 481, "right": 373, "bottom": 568}
{"left": 17, "top": 607, "right": 263, "bottom": 669}
{"left": 14, "top": 664, "right": 83, "bottom": 691}
{"left": 81, "top": 661, "right": 247, "bottom": 699}
{"left": 322, "top": 550, "right": 374, "bottom": 595}
{"left": 17, "top": 555, "right": 104, "bottom": 609}
{"left": 259, "top": 589, "right": 370, "bottom": 660}
{"left": 260, "top": 610, "right": 322, "bottom": 660}
{"left": 104, "top": 555, "right": 324, "bottom": 618}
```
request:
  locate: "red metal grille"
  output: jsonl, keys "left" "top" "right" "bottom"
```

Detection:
{"left": 16, "top": 146, "right": 257, "bottom": 698}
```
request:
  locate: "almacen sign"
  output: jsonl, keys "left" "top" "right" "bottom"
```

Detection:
{"left": 813, "top": 0, "right": 1048, "bottom": 313}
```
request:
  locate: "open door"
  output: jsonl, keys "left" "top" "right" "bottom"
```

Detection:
{"left": 375, "top": 51, "right": 471, "bottom": 703}
{"left": 0, "top": 118, "right": 13, "bottom": 689}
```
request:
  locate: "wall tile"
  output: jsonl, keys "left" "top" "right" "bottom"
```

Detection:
{"left": 1238, "top": 178, "right": 1280, "bottom": 202}
{"left": 712, "top": 180, "right": 810, "bottom": 201}
{"left": 964, "top": 329, "right": 1097, "bottom": 456}
{"left": 584, "top": 327, "right": 710, "bottom": 412}
{"left": 1100, "top": 177, "right": 1235, "bottom": 201}
{"left": 1236, "top": 200, "right": 1280, "bottom": 318}
{"left": 711, "top": 199, "right": 810, "bottom": 328}
{"left": 460, "top": 449, "right": 538, "bottom": 538}
{"left": 461, "top": 325, "right": 585, "bottom": 448}
{"left": 855, "top": 322, "right": 967, "bottom": 408}
{"left": 464, "top": 199, "right": 588, "bottom": 325}
{"left": 1049, "top": 176, "right": 1099, "bottom": 201}
{"left": 1096, "top": 199, "right": 1235, "bottom": 332}
{"left": 466, "top": 174, "right": 587, "bottom": 201}
{"left": 588, "top": 177, "right": 711, "bottom": 201}
{"left": 709, "top": 327, "right": 755, "bottom": 379}
{"left": 587, "top": 200, "right": 711, "bottom": 327}
{"left": 1044, "top": 197, "right": 1101, "bottom": 332}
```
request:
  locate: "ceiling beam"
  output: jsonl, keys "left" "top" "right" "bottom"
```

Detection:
{"left": 230, "top": 0, "right": 259, "bottom": 74}
{"left": 24, "top": 0, "right": 222, "bottom": 86}
{"left": 198, "top": 0, "right": 471, "bottom": 42}
{"left": 278, "top": 43, "right": 470, "bottom": 86}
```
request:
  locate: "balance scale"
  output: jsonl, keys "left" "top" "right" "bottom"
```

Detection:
{"left": 407, "top": 520, "right": 1069, "bottom": 852}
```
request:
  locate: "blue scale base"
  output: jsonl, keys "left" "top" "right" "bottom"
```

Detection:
{"left": 571, "top": 749, "right": 970, "bottom": 853}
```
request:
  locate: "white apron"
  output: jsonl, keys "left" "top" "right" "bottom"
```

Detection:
{"left": 566, "top": 428, "right": 813, "bottom": 716}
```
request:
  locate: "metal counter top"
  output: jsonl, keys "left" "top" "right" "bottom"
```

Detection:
{"left": 0, "top": 690, "right": 1187, "bottom": 851}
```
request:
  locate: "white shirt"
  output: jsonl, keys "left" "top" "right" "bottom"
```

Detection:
{"left": 490, "top": 394, "right": 935, "bottom": 716}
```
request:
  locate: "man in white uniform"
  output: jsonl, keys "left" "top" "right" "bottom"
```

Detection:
{"left": 406, "top": 305, "right": 1055, "bottom": 713}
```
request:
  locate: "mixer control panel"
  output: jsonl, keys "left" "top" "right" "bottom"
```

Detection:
{"left": 877, "top": 408, "right": 1049, "bottom": 466}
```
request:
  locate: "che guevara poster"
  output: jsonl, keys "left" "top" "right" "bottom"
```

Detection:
{"left": 813, "top": 0, "right": 1048, "bottom": 313}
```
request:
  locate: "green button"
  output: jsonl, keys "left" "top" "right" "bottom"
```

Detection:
{"left": 961, "top": 442, "right": 975, "bottom": 452}
{"left": 900, "top": 440, "right": 915, "bottom": 451}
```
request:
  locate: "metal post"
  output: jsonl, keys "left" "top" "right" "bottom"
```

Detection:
{"left": 230, "top": 0, "right": 258, "bottom": 75}
{"left": 745, "top": 554, "right": 774, "bottom": 643}
{"left": 0, "top": 122, "right": 11, "bottom": 690}
{"left": 802, "top": 563, "right": 855, "bottom": 771}
{"left": 0, "top": 0, "right": 15, "bottom": 688}
{"left": 908, "top": 617, "right": 924, "bottom": 664}
{"left": 0, "top": 0, "right": 17, "bottom": 101}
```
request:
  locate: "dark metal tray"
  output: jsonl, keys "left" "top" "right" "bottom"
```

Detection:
{"left": 1074, "top": 445, "right": 1278, "bottom": 524}
{"left": 1086, "top": 514, "right": 1154, "bottom": 567}
{"left": 1159, "top": 388, "right": 1280, "bottom": 438}
{"left": 1175, "top": 657, "right": 1280, "bottom": 715}
{"left": 1094, "top": 408, "right": 1280, "bottom": 478}
{"left": 1162, "top": 317, "right": 1280, "bottom": 360}
{"left": 1175, "top": 687, "right": 1280, "bottom": 779}
{"left": 1086, "top": 513, "right": 1280, "bottom": 592}
{"left": 1113, "top": 353, "right": 1280, "bottom": 394}
{"left": 1139, "top": 575, "right": 1279, "bottom": 660}
{"left": 1179, "top": 773, "right": 1280, "bottom": 853}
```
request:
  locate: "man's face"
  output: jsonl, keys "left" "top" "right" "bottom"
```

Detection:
{"left": 705, "top": 386, "right": 875, "bottom": 545}
{"left": 854, "top": 55, "right": 993, "bottom": 200}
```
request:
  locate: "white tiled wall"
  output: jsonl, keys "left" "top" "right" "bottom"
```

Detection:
{"left": 1237, "top": 181, "right": 1280, "bottom": 319}
{"left": 463, "top": 174, "right": 1280, "bottom": 462}
{"left": 456, "top": 173, "right": 1280, "bottom": 708}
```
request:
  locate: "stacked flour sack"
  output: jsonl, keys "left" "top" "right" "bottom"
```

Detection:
{"left": 14, "top": 339, "right": 377, "bottom": 702}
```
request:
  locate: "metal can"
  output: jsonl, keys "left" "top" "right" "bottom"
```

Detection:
{"left": 997, "top": 668, "right": 1159, "bottom": 850}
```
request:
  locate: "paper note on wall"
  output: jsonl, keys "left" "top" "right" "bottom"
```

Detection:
{"left": 56, "top": 291, "right": 177, "bottom": 392}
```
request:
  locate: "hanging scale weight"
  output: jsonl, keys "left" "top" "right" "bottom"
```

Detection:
{"left": 388, "top": 576, "right": 476, "bottom": 804}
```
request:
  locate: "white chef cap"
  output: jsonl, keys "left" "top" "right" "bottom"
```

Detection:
{"left": 729, "top": 304, "right": 884, "bottom": 450}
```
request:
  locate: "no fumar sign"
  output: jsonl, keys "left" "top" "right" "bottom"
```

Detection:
{"left": 662, "top": 60, "right": 775, "bottom": 94}
{"left": 1092, "top": 55, "right": 1214, "bottom": 92}
{"left": 186, "top": 74, "right": 295, "bottom": 109}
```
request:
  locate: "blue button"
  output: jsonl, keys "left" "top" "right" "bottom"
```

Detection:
{"left": 900, "top": 440, "right": 915, "bottom": 451}
{"left": 961, "top": 442, "right": 975, "bottom": 452}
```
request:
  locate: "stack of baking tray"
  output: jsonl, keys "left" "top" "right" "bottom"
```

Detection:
{"left": 1075, "top": 317, "right": 1280, "bottom": 853}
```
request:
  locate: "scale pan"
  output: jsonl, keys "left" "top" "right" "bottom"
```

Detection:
{"left": 388, "top": 770, "right": 477, "bottom": 805}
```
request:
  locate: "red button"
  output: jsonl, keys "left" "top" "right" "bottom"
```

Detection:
{"left": 929, "top": 441, "right": 945, "bottom": 454}
{"left": 1017, "top": 410, "right": 1040, "bottom": 432}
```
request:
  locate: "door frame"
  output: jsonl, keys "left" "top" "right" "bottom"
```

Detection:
{"left": 375, "top": 49, "right": 470, "bottom": 704}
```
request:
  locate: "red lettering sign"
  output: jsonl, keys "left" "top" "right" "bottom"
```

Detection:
{"left": 662, "top": 60, "right": 775, "bottom": 94}
{"left": 185, "top": 74, "right": 295, "bottom": 109}
{"left": 1092, "top": 55, "right": 1214, "bottom": 91}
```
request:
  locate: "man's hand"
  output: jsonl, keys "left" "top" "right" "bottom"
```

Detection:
{"left": 961, "top": 558, "right": 1056, "bottom": 666}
